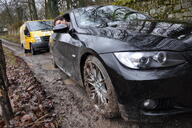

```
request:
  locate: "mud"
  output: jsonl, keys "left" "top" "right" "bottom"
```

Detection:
{"left": 2, "top": 39, "right": 192, "bottom": 128}
{"left": 3, "top": 47, "right": 56, "bottom": 128}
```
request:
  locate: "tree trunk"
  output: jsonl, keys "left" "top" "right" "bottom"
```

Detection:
{"left": 27, "top": 0, "right": 33, "bottom": 20}
{"left": 0, "top": 40, "right": 14, "bottom": 125}
{"left": 31, "top": 0, "right": 38, "bottom": 20}
{"left": 52, "top": 0, "right": 59, "bottom": 18}
{"left": 27, "top": 0, "right": 38, "bottom": 20}
{"left": 47, "top": 0, "right": 59, "bottom": 18}
{"left": 66, "top": 0, "right": 71, "bottom": 10}
{"left": 16, "top": 7, "right": 24, "bottom": 22}
{"left": 78, "top": 0, "right": 86, "bottom": 7}
{"left": 0, "top": 0, "right": 14, "bottom": 25}
{"left": 45, "top": 0, "right": 48, "bottom": 18}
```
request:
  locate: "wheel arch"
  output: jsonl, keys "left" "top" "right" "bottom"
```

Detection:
{"left": 80, "top": 51, "right": 120, "bottom": 118}
{"left": 79, "top": 50, "right": 107, "bottom": 86}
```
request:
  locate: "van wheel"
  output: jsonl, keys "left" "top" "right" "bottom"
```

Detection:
{"left": 46, "top": 48, "right": 50, "bottom": 53}
{"left": 24, "top": 49, "right": 29, "bottom": 53}
{"left": 30, "top": 45, "right": 36, "bottom": 55}
{"left": 22, "top": 44, "right": 29, "bottom": 53}
{"left": 24, "top": 48, "right": 30, "bottom": 53}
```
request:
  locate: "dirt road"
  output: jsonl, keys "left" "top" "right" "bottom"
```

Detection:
{"left": 2, "top": 39, "right": 192, "bottom": 128}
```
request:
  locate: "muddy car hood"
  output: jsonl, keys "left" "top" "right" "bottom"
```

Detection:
{"left": 81, "top": 19, "right": 192, "bottom": 53}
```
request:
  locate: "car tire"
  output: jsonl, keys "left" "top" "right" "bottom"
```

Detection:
{"left": 47, "top": 48, "right": 50, "bottom": 53}
{"left": 30, "top": 45, "right": 36, "bottom": 55}
{"left": 24, "top": 49, "right": 29, "bottom": 53}
{"left": 83, "top": 55, "right": 119, "bottom": 118}
{"left": 22, "top": 44, "right": 29, "bottom": 53}
{"left": 24, "top": 48, "right": 30, "bottom": 53}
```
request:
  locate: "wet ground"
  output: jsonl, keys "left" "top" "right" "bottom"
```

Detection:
{"left": 3, "top": 47, "right": 56, "bottom": 128}
{"left": 2, "top": 39, "right": 192, "bottom": 128}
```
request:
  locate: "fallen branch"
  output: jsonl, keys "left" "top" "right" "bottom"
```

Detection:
{"left": 23, "top": 113, "right": 49, "bottom": 127}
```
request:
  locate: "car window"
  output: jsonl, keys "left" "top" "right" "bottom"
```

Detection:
{"left": 73, "top": 6, "right": 150, "bottom": 28}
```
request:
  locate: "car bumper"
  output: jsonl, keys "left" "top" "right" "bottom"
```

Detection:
{"left": 100, "top": 53, "right": 192, "bottom": 121}
{"left": 31, "top": 41, "right": 49, "bottom": 51}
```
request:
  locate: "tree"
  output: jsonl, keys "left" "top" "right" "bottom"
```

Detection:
{"left": 0, "top": 39, "right": 14, "bottom": 125}
{"left": 13, "top": 0, "right": 24, "bottom": 22}
{"left": 45, "top": 0, "right": 48, "bottom": 18}
{"left": 66, "top": 0, "right": 71, "bottom": 10}
{"left": 27, "top": 0, "right": 38, "bottom": 20}
{"left": 31, "top": 0, "right": 38, "bottom": 20}
{"left": 0, "top": 0, "right": 14, "bottom": 25}
{"left": 47, "top": 0, "right": 59, "bottom": 18}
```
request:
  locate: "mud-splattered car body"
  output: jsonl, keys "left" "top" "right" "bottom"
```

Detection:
{"left": 52, "top": 5, "right": 192, "bottom": 120}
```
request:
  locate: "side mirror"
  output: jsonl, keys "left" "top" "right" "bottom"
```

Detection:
{"left": 24, "top": 29, "right": 30, "bottom": 36}
{"left": 53, "top": 24, "right": 69, "bottom": 33}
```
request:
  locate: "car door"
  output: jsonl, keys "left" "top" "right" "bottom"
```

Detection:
{"left": 24, "top": 26, "right": 32, "bottom": 50}
{"left": 53, "top": 11, "right": 87, "bottom": 78}
{"left": 53, "top": 32, "right": 77, "bottom": 77}
{"left": 52, "top": 33, "right": 63, "bottom": 67}
{"left": 69, "top": 34, "right": 85, "bottom": 78}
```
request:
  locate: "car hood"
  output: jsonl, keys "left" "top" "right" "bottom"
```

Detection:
{"left": 83, "top": 19, "right": 192, "bottom": 52}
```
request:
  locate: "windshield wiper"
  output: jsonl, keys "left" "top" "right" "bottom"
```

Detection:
{"left": 95, "top": 23, "right": 108, "bottom": 28}
{"left": 38, "top": 28, "right": 52, "bottom": 31}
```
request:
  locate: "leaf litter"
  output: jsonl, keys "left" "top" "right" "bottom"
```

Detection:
{"left": 1, "top": 48, "right": 58, "bottom": 128}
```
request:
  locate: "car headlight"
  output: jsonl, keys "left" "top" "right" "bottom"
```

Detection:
{"left": 35, "top": 36, "right": 41, "bottom": 42}
{"left": 114, "top": 51, "right": 185, "bottom": 69}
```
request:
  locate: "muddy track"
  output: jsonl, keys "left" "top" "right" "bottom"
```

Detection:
{"left": 2, "top": 39, "right": 192, "bottom": 128}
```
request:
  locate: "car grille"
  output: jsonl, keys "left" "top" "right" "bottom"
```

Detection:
{"left": 156, "top": 98, "right": 175, "bottom": 110}
{"left": 41, "top": 36, "right": 50, "bottom": 42}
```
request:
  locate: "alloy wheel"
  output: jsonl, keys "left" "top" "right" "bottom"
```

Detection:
{"left": 84, "top": 61, "right": 109, "bottom": 111}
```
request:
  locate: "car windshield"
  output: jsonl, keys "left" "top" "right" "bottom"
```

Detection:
{"left": 27, "top": 21, "right": 53, "bottom": 31}
{"left": 74, "top": 6, "right": 150, "bottom": 28}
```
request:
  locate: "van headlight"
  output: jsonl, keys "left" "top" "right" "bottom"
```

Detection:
{"left": 114, "top": 51, "right": 185, "bottom": 69}
{"left": 35, "top": 36, "right": 41, "bottom": 42}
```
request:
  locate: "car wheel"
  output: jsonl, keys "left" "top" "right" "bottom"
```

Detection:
{"left": 24, "top": 48, "right": 30, "bottom": 53}
{"left": 83, "top": 56, "right": 119, "bottom": 118}
{"left": 24, "top": 48, "right": 29, "bottom": 53}
{"left": 30, "top": 45, "right": 36, "bottom": 55}
{"left": 46, "top": 48, "right": 50, "bottom": 53}
{"left": 22, "top": 44, "right": 29, "bottom": 53}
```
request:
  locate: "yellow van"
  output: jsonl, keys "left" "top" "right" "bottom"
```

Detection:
{"left": 20, "top": 20, "right": 53, "bottom": 55}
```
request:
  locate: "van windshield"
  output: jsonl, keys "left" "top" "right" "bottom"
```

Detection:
{"left": 27, "top": 21, "right": 53, "bottom": 31}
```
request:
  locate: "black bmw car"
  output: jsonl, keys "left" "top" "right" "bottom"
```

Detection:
{"left": 51, "top": 5, "right": 192, "bottom": 121}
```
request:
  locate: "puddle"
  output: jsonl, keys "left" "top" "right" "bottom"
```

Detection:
{"left": 42, "top": 63, "right": 57, "bottom": 70}
{"left": 63, "top": 78, "right": 76, "bottom": 85}
{"left": 17, "top": 53, "right": 25, "bottom": 56}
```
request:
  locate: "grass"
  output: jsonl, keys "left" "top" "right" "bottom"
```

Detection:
{"left": 3, "top": 47, "right": 17, "bottom": 65}
{"left": 0, "top": 34, "right": 20, "bottom": 44}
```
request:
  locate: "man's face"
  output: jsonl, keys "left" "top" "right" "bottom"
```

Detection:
{"left": 55, "top": 20, "right": 64, "bottom": 25}
{"left": 55, "top": 19, "right": 69, "bottom": 25}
